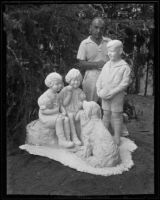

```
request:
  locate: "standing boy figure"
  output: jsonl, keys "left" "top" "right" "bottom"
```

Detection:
{"left": 96, "top": 40, "right": 131, "bottom": 145}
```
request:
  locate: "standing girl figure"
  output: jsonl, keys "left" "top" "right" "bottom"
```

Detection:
{"left": 60, "top": 68, "right": 86, "bottom": 146}
{"left": 38, "top": 72, "right": 74, "bottom": 148}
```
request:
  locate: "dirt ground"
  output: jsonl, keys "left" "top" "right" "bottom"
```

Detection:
{"left": 7, "top": 95, "right": 154, "bottom": 195}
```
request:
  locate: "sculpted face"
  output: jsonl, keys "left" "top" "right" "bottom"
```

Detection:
{"left": 70, "top": 78, "right": 81, "bottom": 89}
{"left": 107, "top": 46, "right": 122, "bottom": 61}
{"left": 90, "top": 18, "right": 105, "bottom": 40}
{"left": 51, "top": 80, "right": 63, "bottom": 92}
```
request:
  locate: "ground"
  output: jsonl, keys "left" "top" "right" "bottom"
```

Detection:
{"left": 7, "top": 95, "right": 154, "bottom": 195}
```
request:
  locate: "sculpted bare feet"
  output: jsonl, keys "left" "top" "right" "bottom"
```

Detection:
{"left": 58, "top": 140, "right": 74, "bottom": 148}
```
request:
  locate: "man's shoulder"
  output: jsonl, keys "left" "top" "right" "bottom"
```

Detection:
{"left": 80, "top": 37, "right": 91, "bottom": 45}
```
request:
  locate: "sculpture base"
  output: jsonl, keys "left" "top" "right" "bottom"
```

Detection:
{"left": 19, "top": 137, "right": 137, "bottom": 177}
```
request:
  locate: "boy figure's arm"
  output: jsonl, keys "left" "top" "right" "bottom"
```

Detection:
{"left": 98, "top": 88, "right": 110, "bottom": 99}
{"left": 96, "top": 64, "right": 110, "bottom": 99}
{"left": 96, "top": 65, "right": 107, "bottom": 97}
{"left": 104, "top": 65, "right": 131, "bottom": 100}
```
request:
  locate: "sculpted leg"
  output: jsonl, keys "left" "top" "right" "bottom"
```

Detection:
{"left": 111, "top": 112, "right": 123, "bottom": 146}
{"left": 103, "top": 110, "right": 111, "bottom": 129}
{"left": 56, "top": 117, "right": 74, "bottom": 148}
{"left": 68, "top": 113, "right": 81, "bottom": 146}
{"left": 64, "top": 117, "right": 71, "bottom": 141}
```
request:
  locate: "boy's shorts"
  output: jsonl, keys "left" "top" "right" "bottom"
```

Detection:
{"left": 102, "top": 92, "right": 125, "bottom": 112}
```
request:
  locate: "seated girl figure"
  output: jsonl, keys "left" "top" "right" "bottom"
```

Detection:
{"left": 75, "top": 101, "right": 120, "bottom": 168}
{"left": 38, "top": 72, "right": 74, "bottom": 148}
{"left": 60, "top": 68, "right": 86, "bottom": 146}
{"left": 96, "top": 40, "right": 131, "bottom": 145}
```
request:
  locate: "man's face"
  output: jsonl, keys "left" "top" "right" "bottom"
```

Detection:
{"left": 90, "top": 19, "right": 105, "bottom": 40}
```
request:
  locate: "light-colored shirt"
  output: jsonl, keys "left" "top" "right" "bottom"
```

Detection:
{"left": 77, "top": 36, "right": 111, "bottom": 62}
{"left": 77, "top": 36, "right": 111, "bottom": 101}
{"left": 96, "top": 59, "right": 131, "bottom": 96}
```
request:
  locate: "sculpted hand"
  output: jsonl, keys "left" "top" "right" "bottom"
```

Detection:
{"left": 66, "top": 85, "right": 73, "bottom": 91}
{"left": 78, "top": 102, "right": 83, "bottom": 109}
{"left": 104, "top": 92, "right": 115, "bottom": 100}
{"left": 99, "top": 89, "right": 109, "bottom": 99}
{"left": 61, "top": 111, "right": 67, "bottom": 116}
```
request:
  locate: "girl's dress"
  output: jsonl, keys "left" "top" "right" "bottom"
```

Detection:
{"left": 60, "top": 87, "right": 86, "bottom": 114}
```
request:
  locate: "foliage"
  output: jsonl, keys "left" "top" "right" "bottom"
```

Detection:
{"left": 4, "top": 3, "right": 154, "bottom": 142}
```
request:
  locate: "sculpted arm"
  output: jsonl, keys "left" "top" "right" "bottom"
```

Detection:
{"left": 96, "top": 67, "right": 108, "bottom": 98}
{"left": 40, "top": 107, "right": 59, "bottom": 115}
{"left": 38, "top": 94, "right": 59, "bottom": 115}
{"left": 105, "top": 66, "right": 131, "bottom": 99}
{"left": 61, "top": 87, "right": 72, "bottom": 106}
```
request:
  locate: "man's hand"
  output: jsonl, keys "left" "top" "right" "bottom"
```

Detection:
{"left": 96, "top": 60, "right": 106, "bottom": 70}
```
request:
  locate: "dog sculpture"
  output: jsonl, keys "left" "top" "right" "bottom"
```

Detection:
{"left": 75, "top": 101, "right": 121, "bottom": 168}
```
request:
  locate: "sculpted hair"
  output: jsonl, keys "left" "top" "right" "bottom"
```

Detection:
{"left": 65, "top": 68, "right": 83, "bottom": 83}
{"left": 83, "top": 101, "right": 102, "bottom": 119}
{"left": 107, "top": 40, "right": 123, "bottom": 49}
{"left": 44, "top": 72, "right": 62, "bottom": 88}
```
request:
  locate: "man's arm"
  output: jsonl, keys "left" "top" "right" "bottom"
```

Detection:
{"left": 78, "top": 60, "right": 106, "bottom": 71}
{"left": 77, "top": 41, "right": 106, "bottom": 71}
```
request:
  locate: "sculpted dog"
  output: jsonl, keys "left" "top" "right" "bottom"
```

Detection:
{"left": 75, "top": 101, "right": 121, "bottom": 168}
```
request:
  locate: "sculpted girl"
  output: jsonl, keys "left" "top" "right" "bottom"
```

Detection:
{"left": 37, "top": 72, "right": 74, "bottom": 148}
{"left": 60, "top": 68, "right": 86, "bottom": 146}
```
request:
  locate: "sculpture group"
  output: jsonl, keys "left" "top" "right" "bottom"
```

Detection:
{"left": 26, "top": 40, "right": 131, "bottom": 168}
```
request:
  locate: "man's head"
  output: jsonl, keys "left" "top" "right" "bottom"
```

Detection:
{"left": 89, "top": 17, "right": 105, "bottom": 40}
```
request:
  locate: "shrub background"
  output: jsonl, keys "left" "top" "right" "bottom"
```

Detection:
{"left": 4, "top": 3, "right": 154, "bottom": 144}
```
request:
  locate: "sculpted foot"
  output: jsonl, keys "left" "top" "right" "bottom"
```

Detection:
{"left": 59, "top": 140, "right": 74, "bottom": 148}
{"left": 73, "top": 137, "right": 82, "bottom": 146}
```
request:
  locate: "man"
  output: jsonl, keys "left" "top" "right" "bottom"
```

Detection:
{"left": 77, "top": 17, "right": 129, "bottom": 137}
{"left": 77, "top": 17, "right": 111, "bottom": 102}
